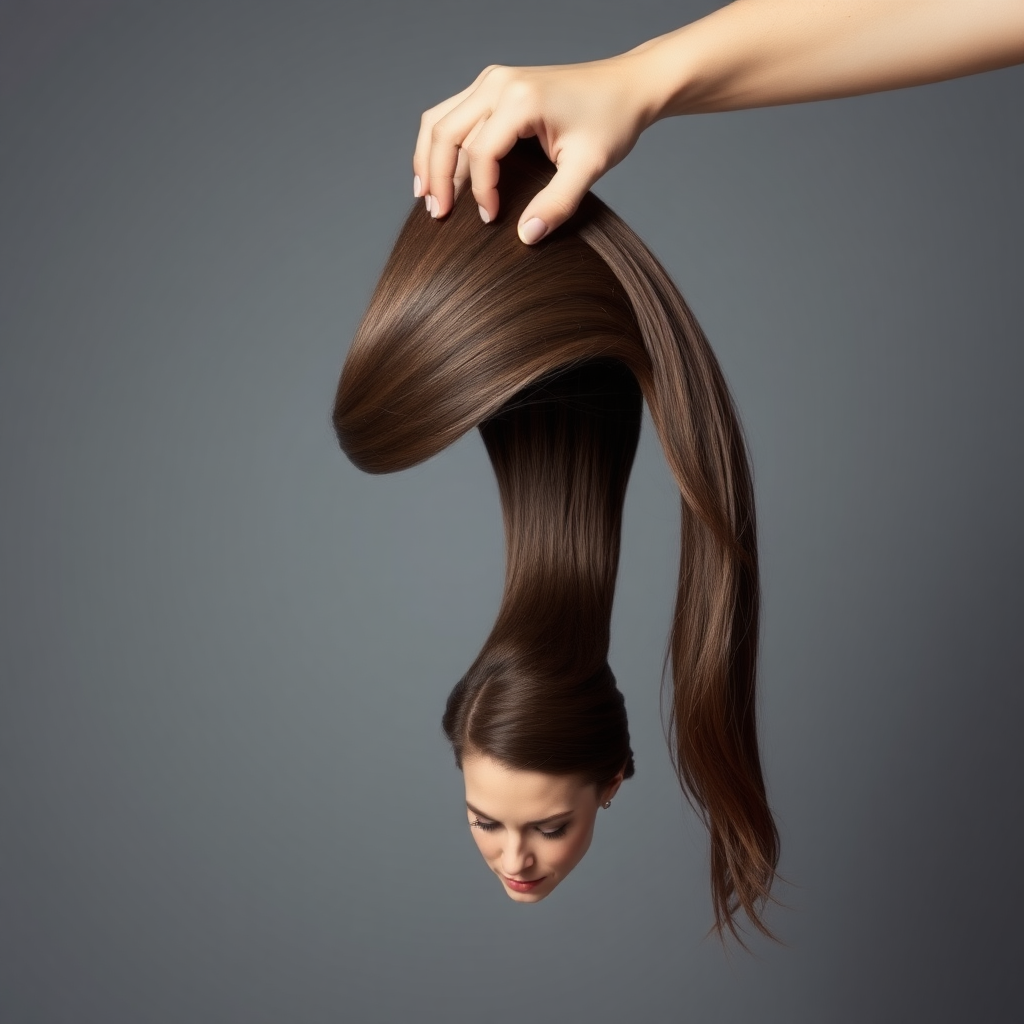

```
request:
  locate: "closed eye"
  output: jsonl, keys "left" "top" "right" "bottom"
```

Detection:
{"left": 538, "top": 823, "right": 569, "bottom": 839}
{"left": 469, "top": 818, "right": 570, "bottom": 840}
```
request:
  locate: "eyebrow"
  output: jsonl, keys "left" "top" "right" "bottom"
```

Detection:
{"left": 466, "top": 802, "right": 573, "bottom": 826}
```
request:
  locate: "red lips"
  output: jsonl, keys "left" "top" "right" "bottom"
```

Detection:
{"left": 504, "top": 874, "right": 546, "bottom": 890}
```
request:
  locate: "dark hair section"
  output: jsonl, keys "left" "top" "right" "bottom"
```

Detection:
{"left": 332, "top": 138, "right": 779, "bottom": 942}
{"left": 444, "top": 359, "right": 642, "bottom": 793}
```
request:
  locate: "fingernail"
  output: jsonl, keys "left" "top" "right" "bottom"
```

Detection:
{"left": 424, "top": 195, "right": 431, "bottom": 213}
{"left": 429, "top": 196, "right": 440, "bottom": 218}
{"left": 413, "top": 175, "right": 422, "bottom": 198}
{"left": 519, "top": 217, "right": 547, "bottom": 244}
{"left": 478, "top": 205, "right": 490, "bottom": 224}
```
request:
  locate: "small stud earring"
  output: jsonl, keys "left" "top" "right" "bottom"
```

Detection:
{"left": 603, "top": 800, "right": 612, "bottom": 809}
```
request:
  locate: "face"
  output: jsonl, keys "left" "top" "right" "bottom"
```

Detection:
{"left": 462, "top": 751, "right": 623, "bottom": 902}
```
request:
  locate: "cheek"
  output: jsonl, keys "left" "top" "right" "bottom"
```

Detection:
{"left": 545, "top": 829, "right": 594, "bottom": 872}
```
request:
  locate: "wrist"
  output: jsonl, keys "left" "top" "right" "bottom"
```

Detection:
{"left": 619, "top": 26, "right": 703, "bottom": 127}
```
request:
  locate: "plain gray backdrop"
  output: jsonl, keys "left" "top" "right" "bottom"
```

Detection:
{"left": 2, "top": 2, "right": 1022, "bottom": 1022}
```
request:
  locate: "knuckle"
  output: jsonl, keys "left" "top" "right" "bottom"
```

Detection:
{"left": 503, "top": 77, "right": 536, "bottom": 105}
{"left": 430, "top": 121, "right": 452, "bottom": 145}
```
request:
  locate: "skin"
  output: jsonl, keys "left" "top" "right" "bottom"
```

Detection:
{"left": 413, "top": 0, "right": 1024, "bottom": 244}
{"left": 462, "top": 751, "right": 624, "bottom": 903}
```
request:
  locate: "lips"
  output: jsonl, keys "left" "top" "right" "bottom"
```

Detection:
{"left": 503, "top": 874, "right": 546, "bottom": 891}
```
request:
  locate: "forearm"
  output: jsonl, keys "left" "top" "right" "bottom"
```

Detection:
{"left": 627, "top": 0, "right": 1024, "bottom": 123}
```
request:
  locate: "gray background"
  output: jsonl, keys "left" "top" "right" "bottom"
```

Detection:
{"left": 2, "top": 2, "right": 1022, "bottom": 1021}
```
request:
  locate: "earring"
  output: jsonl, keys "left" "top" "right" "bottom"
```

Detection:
{"left": 602, "top": 800, "right": 612, "bottom": 809}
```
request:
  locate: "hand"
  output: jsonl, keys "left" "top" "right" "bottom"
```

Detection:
{"left": 413, "top": 53, "right": 655, "bottom": 244}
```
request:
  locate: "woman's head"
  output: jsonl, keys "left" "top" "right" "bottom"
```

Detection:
{"left": 443, "top": 651, "right": 636, "bottom": 895}
{"left": 461, "top": 749, "right": 624, "bottom": 901}
{"left": 334, "top": 137, "right": 779, "bottom": 941}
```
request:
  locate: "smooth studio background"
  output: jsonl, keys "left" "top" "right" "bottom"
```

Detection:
{"left": 2, "top": 2, "right": 1022, "bottom": 1022}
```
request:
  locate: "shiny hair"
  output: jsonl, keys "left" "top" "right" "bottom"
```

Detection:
{"left": 333, "top": 138, "right": 779, "bottom": 941}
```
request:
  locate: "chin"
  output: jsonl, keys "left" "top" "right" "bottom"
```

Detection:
{"left": 504, "top": 887, "right": 550, "bottom": 903}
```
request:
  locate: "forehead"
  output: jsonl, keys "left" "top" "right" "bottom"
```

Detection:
{"left": 462, "top": 754, "right": 592, "bottom": 820}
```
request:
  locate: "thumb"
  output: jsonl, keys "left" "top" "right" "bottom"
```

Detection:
{"left": 517, "top": 155, "right": 602, "bottom": 245}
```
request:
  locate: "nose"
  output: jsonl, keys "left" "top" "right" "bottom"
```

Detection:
{"left": 500, "top": 832, "right": 535, "bottom": 877}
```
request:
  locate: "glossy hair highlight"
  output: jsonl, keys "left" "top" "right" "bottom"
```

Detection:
{"left": 333, "top": 138, "right": 779, "bottom": 941}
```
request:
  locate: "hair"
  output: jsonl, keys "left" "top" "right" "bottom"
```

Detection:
{"left": 332, "top": 138, "right": 780, "bottom": 942}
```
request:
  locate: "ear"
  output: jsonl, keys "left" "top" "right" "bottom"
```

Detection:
{"left": 600, "top": 769, "right": 626, "bottom": 806}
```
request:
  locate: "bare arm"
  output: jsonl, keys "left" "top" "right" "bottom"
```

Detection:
{"left": 633, "top": 0, "right": 1024, "bottom": 121}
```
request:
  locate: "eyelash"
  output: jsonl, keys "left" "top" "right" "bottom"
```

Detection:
{"left": 470, "top": 818, "right": 569, "bottom": 840}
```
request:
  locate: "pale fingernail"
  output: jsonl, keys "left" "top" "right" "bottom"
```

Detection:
{"left": 424, "top": 195, "right": 431, "bottom": 212}
{"left": 478, "top": 205, "right": 490, "bottom": 224}
{"left": 429, "top": 196, "right": 440, "bottom": 218}
{"left": 519, "top": 217, "right": 547, "bottom": 244}
{"left": 413, "top": 175, "right": 422, "bottom": 198}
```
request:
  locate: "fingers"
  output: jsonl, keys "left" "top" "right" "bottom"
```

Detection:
{"left": 515, "top": 150, "right": 604, "bottom": 244}
{"left": 414, "top": 66, "right": 503, "bottom": 216}
{"left": 426, "top": 108, "right": 480, "bottom": 218}
{"left": 463, "top": 113, "right": 529, "bottom": 225}
{"left": 417, "top": 77, "right": 540, "bottom": 227}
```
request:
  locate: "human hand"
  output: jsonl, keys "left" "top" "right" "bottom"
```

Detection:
{"left": 413, "top": 53, "right": 656, "bottom": 244}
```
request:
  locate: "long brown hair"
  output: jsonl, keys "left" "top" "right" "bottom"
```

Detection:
{"left": 333, "top": 138, "right": 779, "bottom": 941}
